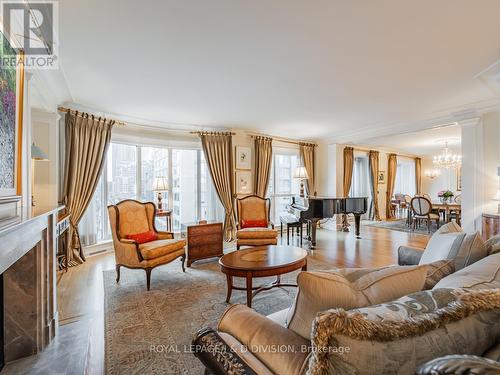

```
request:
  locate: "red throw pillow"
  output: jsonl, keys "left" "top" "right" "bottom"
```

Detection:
{"left": 126, "top": 230, "right": 158, "bottom": 244}
{"left": 241, "top": 219, "right": 267, "bottom": 229}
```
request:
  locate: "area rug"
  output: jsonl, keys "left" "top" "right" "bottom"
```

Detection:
{"left": 365, "top": 219, "right": 437, "bottom": 235}
{"left": 103, "top": 256, "right": 330, "bottom": 374}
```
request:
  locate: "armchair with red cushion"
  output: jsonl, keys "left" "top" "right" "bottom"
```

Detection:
{"left": 107, "top": 199, "right": 186, "bottom": 290}
{"left": 236, "top": 195, "right": 278, "bottom": 250}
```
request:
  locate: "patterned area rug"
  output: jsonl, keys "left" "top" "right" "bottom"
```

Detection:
{"left": 103, "top": 256, "right": 329, "bottom": 374}
{"left": 365, "top": 219, "right": 437, "bottom": 235}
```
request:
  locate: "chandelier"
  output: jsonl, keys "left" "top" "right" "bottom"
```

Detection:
{"left": 433, "top": 141, "right": 461, "bottom": 169}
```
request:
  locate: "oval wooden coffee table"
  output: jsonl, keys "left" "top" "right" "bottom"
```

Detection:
{"left": 219, "top": 245, "right": 308, "bottom": 308}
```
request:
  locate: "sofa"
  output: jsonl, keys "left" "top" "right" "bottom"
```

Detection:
{"left": 192, "top": 224, "right": 500, "bottom": 374}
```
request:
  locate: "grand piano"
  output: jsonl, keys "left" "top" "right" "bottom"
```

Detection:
{"left": 287, "top": 196, "right": 368, "bottom": 247}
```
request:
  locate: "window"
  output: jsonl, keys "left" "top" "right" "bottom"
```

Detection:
{"left": 394, "top": 158, "right": 416, "bottom": 197}
{"left": 349, "top": 155, "right": 371, "bottom": 219}
{"left": 107, "top": 143, "right": 137, "bottom": 204}
{"left": 79, "top": 142, "right": 222, "bottom": 246}
{"left": 267, "top": 151, "right": 300, "bottom": 222}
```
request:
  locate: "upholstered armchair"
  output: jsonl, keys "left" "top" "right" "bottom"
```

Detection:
{"left": 108, "top": 199, "right": 186, "bottom": 290}
{"left": 236, "top": 195, "right": 278, "bottom": 250}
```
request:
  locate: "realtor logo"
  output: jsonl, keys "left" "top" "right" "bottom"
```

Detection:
{"left": 1, "top": 0, "right": 58, "bottom": 69}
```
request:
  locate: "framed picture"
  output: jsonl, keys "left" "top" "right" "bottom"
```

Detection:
{"left": 0, "top": 31, "right": 23, "bottom": 200}
{"left": 456, "top": 167, "right": 462, "bottom": 191}
{"left": 235, "top": 171, "right": 252, "bottom": 195}
{"left": 235, "top": 146, "right": 251, "bottom": 170}
{"left": 378, "top": 171, "right": 386, "bottom": 184}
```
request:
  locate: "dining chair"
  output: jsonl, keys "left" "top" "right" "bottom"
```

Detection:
{"left": 449, "top": 194, "right": 462, "bottom": 225}
{"left": 404, "top": 194, "right": 412, "bottom": 226}
{"left": 410, "top": 196, "right": 440, "bottom": 233}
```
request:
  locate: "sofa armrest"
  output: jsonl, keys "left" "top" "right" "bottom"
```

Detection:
{"left": 192, "top": 327, "right": 259, "bottom": 375}
{"left": 397, "top": 245, "right": 424, "bottom": 265}
{"left": 156, "top": 231, "right": 174, "bottom": 240}
{"left": 416, "top": 355, "right": 500, "bottom": 375}
{"left": 217, "top": 304, "right": 310, "bottom": 375}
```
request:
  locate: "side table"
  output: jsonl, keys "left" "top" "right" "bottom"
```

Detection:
{"left": 181, "top": 221, "right": 223, "bottom": 267}
{"left": 155, "top": 209, "right": 172, "bottom": 232}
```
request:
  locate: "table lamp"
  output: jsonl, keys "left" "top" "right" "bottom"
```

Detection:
{"left": 293, "top": 166, "right": 309, "bottom": 197}
{"left": 153, "top": 176, "right": 169, "bottom": 210}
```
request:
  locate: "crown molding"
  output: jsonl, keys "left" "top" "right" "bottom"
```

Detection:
{"left": 59, "top": 102, "right": 231, "bottom": 134}
{"left": 321, "top": 98, "right": 500, "bottom": 145}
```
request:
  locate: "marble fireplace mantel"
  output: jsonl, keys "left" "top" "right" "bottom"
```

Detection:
{"left": 0, "top": 205, "right": 64, "bottom": 363}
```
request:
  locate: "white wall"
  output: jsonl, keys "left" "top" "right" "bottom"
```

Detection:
{"left": 31, "top": 110, "right": 59, "bottom": 208}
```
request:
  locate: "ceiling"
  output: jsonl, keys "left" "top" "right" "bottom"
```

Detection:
{"left": 360, "top": 124, "right": 461, "bottom": 156}
{"left": 56, "top": 0, "right": 500, "bottom": 140}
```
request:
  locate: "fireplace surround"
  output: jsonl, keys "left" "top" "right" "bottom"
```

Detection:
{"left": 0, "top": 205, "right": 62, "bottom": 366}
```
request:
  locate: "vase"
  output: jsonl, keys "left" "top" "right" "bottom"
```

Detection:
{"left": 440, "top": 197, "right": 449, "bottom": 204}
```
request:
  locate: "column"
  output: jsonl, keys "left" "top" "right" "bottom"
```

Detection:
{"left": 460, "top": 117, "right": 483, "bottom": 232}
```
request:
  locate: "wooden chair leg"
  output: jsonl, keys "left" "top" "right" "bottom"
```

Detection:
{"left": 181, "top": 254, "right": 186, "bottom": 273}
{"left": 115, "top": 264, "right": 121, "bottom": 283}
{"left": 145, "top": 268, "right": 152, "bottom": 291}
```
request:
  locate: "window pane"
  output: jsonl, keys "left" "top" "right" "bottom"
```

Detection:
{"left": 171, "top": 149, "right": 198, "bottom": 230}
{"left": 107, "top": 143, "right": 137, "bottom": 204}
{"left": 200, "top": 152, "right": 224, "bottom": 222}
{"left": 270, "top": 153, "right": 300, "bottom": 222}
{"left": 140, "top": 146, "right": 169, "bottom": 203}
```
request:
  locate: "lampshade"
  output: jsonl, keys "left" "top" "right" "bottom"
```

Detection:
{"left": 31, "top": 143, "right": 48, "bottom": 160}
{"left": 153, "top": 176, "right": 169, "bottom": 191}
{"left": 293, "top": 166, "right": 309, "bottom": 180}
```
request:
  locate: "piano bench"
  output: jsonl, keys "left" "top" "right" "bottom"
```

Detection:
{"left": 279, "top": 215, "right": 305, "bottom": 246}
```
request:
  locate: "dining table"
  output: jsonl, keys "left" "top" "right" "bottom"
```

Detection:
{"left": 431, "top": 201, "right": 461, "bottom": 223}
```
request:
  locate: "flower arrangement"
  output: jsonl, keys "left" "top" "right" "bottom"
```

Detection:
{"left": 438, "top": 190, "right": 454, "bottom": 203}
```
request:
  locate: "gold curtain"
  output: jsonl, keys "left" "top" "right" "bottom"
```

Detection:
{"left": 254, "top": 136, "right": 273, "bottom": 198}
{"left": 386, "top": 153, "right": 397, "bottom": 219}
{"left": 368, "top": 150, "right": 381, "bottom": 221}
{"left": 415, "top": 157, "right": 422, "bottom": 195}
{"left": 343, "top": 147, "right": 354, "bottom": 197}
{"left": 199, "top": 133, "right": 237, "bottom": 241}
{"left": 62, "top": 112, "right": 114, "bottom": 266}
{"left": 300, "top": 143, "right": 316, "bottom": 196}
{"left": 342, "top": 146, "right": 354, "bottom": 226}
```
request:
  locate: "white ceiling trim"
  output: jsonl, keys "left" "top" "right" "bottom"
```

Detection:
{"left": 323, "top": 97, "right": 500, "bottom": 145}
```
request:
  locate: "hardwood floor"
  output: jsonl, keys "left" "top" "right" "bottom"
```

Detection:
{"left": 3, "top": 225, "right": 429, "bottom": 374}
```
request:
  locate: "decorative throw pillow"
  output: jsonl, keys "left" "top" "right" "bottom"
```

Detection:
{"left": 485, "top": 234, "right": 500, "bottom": 256}
{"left": 454, "top": 231, "right": 487, "bottom": 269}
{"left": 434, "top": 221, "right": 463, "bottom": 234}
{"left": 307, "top": 288, "right": 500, "bottom": 375}
{"left": 423, "top": 260, "right": 455, "bottom": 290}
{"left": 285, "top": 264, "right": 429, "bottom": 339}
{"left": 419, "top": 232, "right": 466, "bottom": 265}
{"left": 126, "top": 230, "right": 158, "bottom": 244}
{"left": 241, "top": 219, "right": 267, "bottom": 228}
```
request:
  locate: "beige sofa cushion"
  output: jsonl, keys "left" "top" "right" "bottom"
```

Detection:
{"left": 286, "top": 265, "right": 428, "bottom": 339}
{"left": 433, "top": 252, "right": 500, "bottom": 290}
{"left": 307, "top": 288, "right": 500, "bottom": 375}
